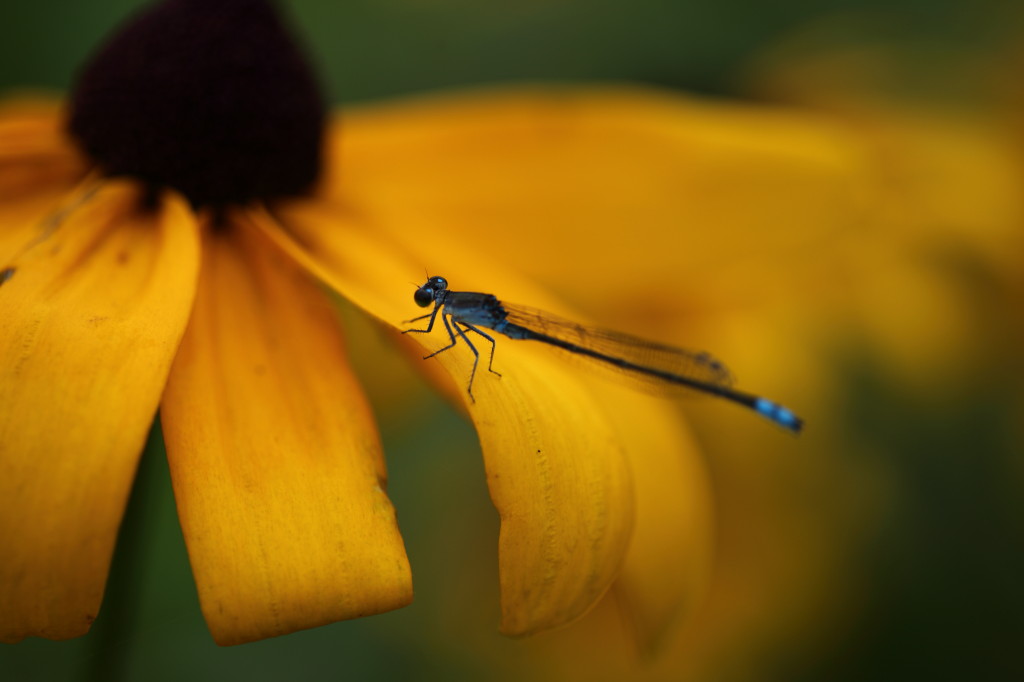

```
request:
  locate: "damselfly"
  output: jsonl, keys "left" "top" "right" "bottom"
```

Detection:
{"left": 402, "top": 276, "right": 803, "bottom": 433}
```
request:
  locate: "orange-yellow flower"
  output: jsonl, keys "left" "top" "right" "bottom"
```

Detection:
{"left": 0, "top": 0, "right": 416, "bottom": 647}
{"left": 2, "top": 0, "right": 726, "bottom": 648}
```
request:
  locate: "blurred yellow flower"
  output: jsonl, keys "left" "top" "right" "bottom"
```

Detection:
{"left": 747, "top": 33, "right": 1024, "bottom": 383}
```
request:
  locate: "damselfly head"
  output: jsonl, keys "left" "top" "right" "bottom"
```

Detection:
{"left": 413, "top": 275, "right": 448, "bottom": 307}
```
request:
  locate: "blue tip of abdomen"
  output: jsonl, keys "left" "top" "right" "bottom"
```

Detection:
{"left": 754, "top": 397, "right": 803, "bottom": 434}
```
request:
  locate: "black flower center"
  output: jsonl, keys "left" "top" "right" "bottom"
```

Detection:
{"left": 68, "top": 0, "right": 325, "bottom": 208}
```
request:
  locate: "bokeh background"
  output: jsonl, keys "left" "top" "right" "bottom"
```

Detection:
{"left": 2, "top": 1, "right": 1023, "bottom": 680}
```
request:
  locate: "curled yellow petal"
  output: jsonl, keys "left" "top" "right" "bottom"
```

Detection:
{"left": 464, "top": 337, "right": 635, "bottom": 636}
{"left": 606, "top": 391, "right": 713, "bottom": 654}
{"left": 160, "top": 210, "right": 412, "bottom": 646}
{"left": 259, "top": 202, "right": 635, "bottom": 635}
{"left": 0, "top": 181, "right": 200, "bottom": 641}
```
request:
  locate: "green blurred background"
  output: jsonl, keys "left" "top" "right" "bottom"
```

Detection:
{"left": 2, "top": 0, "right": 1017, "bottom": 103}
{"left": 2, "top": 1, "right": 1022, "bottom": 681}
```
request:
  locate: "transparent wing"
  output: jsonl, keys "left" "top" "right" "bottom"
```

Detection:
{"left": 501, "top": 302, "right": 734, "bottom": 393}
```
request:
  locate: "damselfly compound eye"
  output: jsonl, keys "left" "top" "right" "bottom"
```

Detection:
{"left": 414, "top": 286, "right": 435, "bottom": 307}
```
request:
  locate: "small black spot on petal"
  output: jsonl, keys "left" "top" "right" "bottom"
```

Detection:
{"left": 68, "top": 0, "right": 326, "bottom": 208}
{"left": 0, "top": 267, "right": 15, "bottom": 286}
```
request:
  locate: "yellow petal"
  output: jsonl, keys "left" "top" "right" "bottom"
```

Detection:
{"left": 160, "top": 210, "right": 412, "bottom": 646}
{"left": 0, "top": 181, "right": 200, "bottom": 641}
{"left": 259, "top": 202, "right": 635, "bottom": 635}
{"left": 326, "top": 86, "right": 873, "bottom": 310}
{"left": 0, "top": 104, "right": 92, "bottom": 262}
{"left": 0, "top": 100, "right": 87, "bottom": 195}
